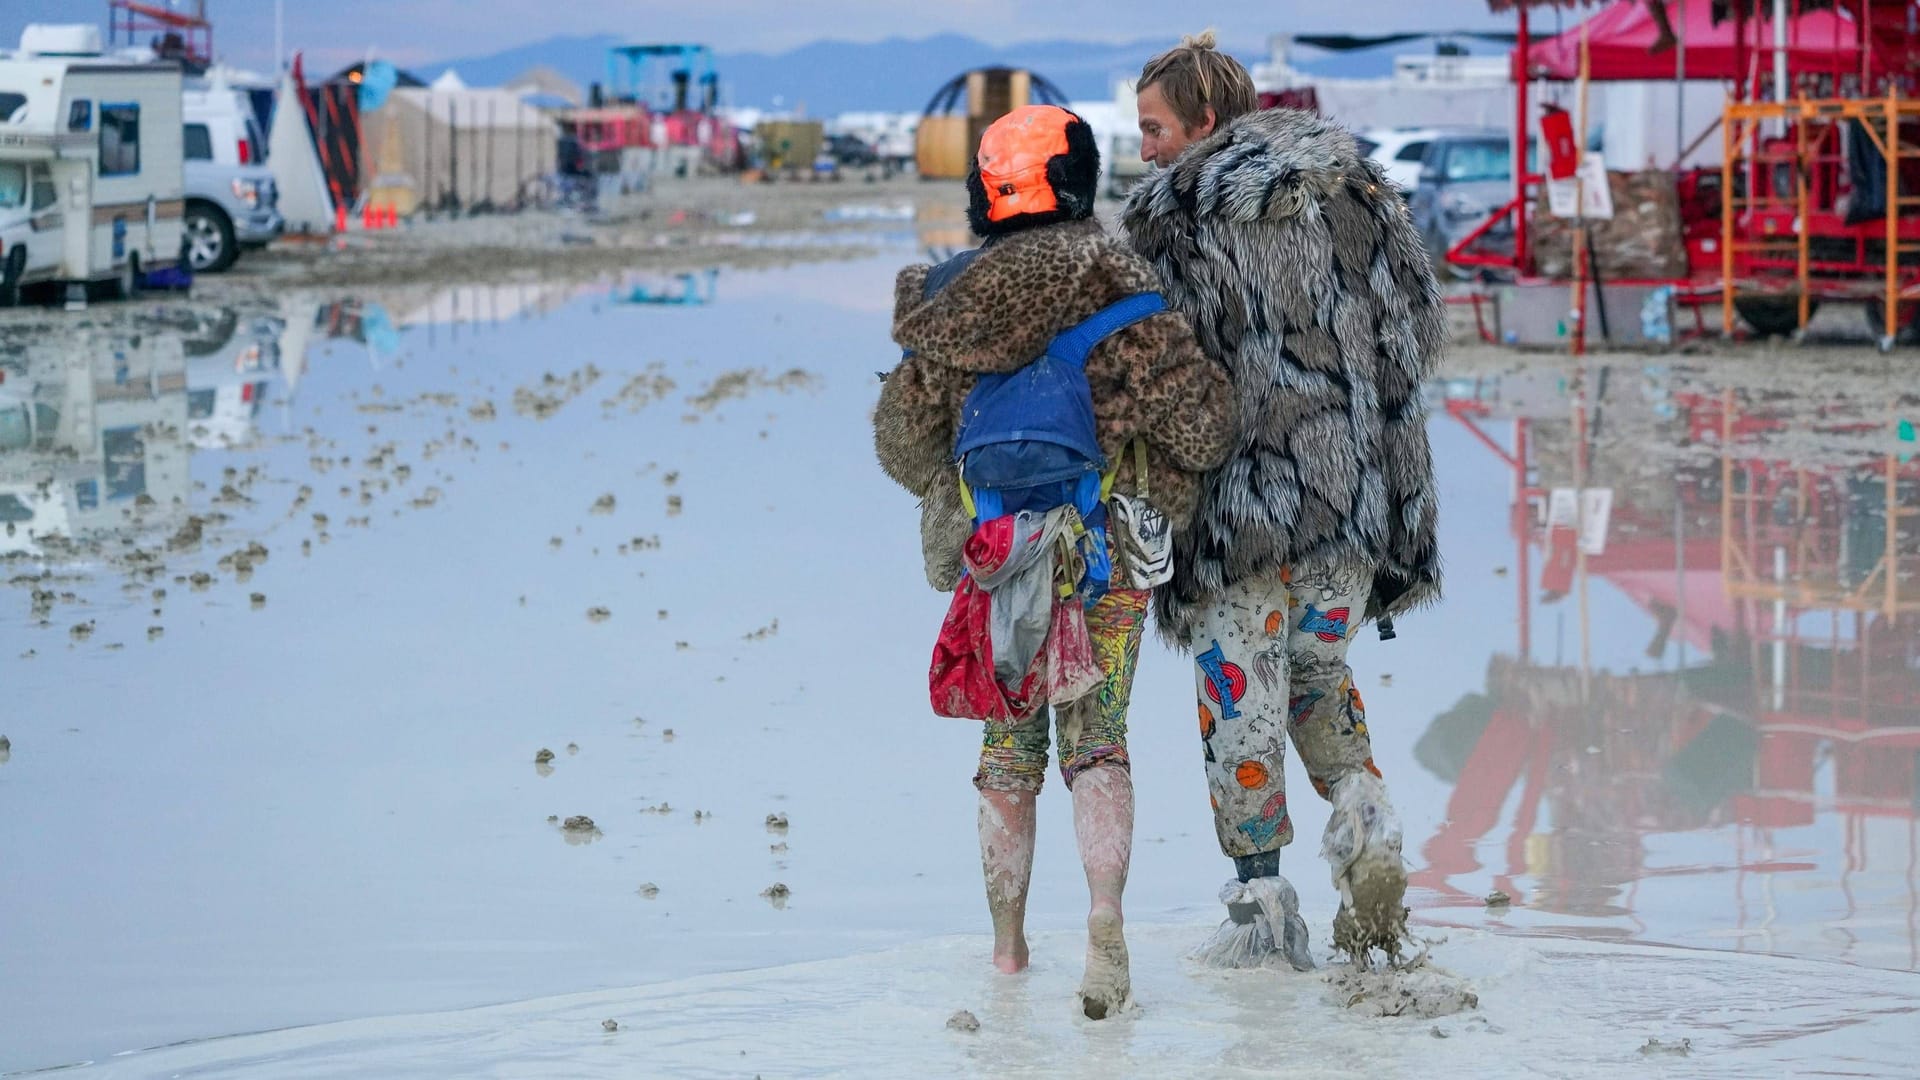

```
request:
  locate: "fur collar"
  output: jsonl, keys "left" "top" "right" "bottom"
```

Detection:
{"left": 1122, "top": 107, "right": 1379, "bottom": 230}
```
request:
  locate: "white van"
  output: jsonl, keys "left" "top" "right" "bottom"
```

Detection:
{"left": 0, "top": 24, "right": 185, "bottom": 304}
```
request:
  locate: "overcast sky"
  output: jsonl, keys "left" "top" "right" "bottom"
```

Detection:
{"left": 4, "top": 1, "right": 1515, "bottom": 73}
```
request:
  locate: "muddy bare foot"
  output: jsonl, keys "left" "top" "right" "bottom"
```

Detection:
{"left": 990, "top": 923, "right": 1029, "bottom": 974}
{"left": 1078, "top": 906, "right": 1130, "bottom": 1020}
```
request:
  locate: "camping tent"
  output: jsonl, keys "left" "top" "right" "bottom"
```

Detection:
{"left": 1521, "top": 0, "right": 1862, "bottom": 81}
{"left": 359, "top": 86, "right": 557, "bottom": 214}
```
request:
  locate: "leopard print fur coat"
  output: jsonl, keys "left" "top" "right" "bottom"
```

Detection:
{"left": 1120, "top": 108, "right": 1447, "bottom": 643}
{"left": 875, "top": 217, "right": 1237, "bottom": 591}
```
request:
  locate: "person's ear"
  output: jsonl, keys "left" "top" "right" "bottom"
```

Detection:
{"left": 1199, "top": 106, "right": 1218, "bottom": 138}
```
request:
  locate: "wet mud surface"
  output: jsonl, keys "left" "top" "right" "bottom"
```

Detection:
{"left": 3, "top": 190, "right": 1919, "bottom": 1073}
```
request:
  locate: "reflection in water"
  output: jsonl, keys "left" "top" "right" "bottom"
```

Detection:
{"left": 1423, "top": 363, "right": 1920, "bottom": 970}
{"left": 0, "top": 316, "right": 294, "bottom": 558}
{"left": 613, "top": 269, "right": 718, "bottom": 307}
{"left": 1, "top": 331, "right": 189, "bottom": 556}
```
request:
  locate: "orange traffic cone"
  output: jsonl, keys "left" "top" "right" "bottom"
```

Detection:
{"left": 334, "top": 203, "right": 347, "bottom": 233}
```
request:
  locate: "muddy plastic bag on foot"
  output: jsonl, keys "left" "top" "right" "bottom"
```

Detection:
{"left": 1192, "top": 876, "right": 1315, "bottom": 971}
{"left": 1323, "top": 772, "right": 1409, "bottom": 960}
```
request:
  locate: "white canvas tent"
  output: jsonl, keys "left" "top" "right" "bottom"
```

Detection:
{"left": 359, "top": 86, "right": 555, "bottom": 214}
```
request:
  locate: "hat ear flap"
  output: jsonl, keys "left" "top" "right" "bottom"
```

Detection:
{"left": 1045, "top": 119, "right": 1101, "bottom": 219}
{"left": 965, "top": 166, "right": 997, "bottom": 237}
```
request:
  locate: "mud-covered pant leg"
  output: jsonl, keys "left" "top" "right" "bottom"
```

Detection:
{"left": 975, "top": 588, "right": 1149, "bottom": 793}
{"left": 1191, "top": 577, "right": 1296, "bottom": 859}
{"left": 1280, "top": 563, "right": 1383, "bottom": 802}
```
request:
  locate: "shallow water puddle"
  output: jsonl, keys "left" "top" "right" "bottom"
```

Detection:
{"left": 4, "top": 269, "right": 1920, "bottom": 1073}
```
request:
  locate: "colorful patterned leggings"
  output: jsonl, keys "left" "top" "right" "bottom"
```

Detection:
{"left": 1191, "top": 565, "right": 1384, "bottom": 859}
{"left": 974, "top": 588, "right": 1150, "bottom": 794}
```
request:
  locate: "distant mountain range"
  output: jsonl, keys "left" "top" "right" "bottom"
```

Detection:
{"left": 423, "top": 33, "right": 1507, "bottom": 116}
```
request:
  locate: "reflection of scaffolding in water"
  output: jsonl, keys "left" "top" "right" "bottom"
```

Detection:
{"left": 1436, "top": 374, "right": 1920, "bottom": 968}
{"left": 1715, "top": 387, "right": 1920, "bottom": 621}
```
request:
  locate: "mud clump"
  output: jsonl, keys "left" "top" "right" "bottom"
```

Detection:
{"left": 512, "top": 366, "right": 602, "bottom": 420}
{"left": 1329, "top": 953, "right": 1478, "bottom": 1019}
{"left": 742, "top": 618, "right": 779, "bottom": 641}
{"left": 686, "top": 368, "right": 821, "bottom": 412}
{"left": 467, "top": 400, "right": 497, "bottom": 422}
{"left": 586, "top": 606, "right": 612, "bottom": 623}
{"left": 147, "top": 626, "right": 164, "bottom": 641}
{"left": 1640, "top": 1038, "right": 1692, "bottom": 1057}
{"left": 534, "top": 748, "right": 556, "bottom": 764}
{"left": 637, "top": 882, "right": 660, "bottom": 899}
{"left": 565, "top": 742, "right": 579, "bottom": 755}
{"left": 660, "top": 728, "right": 675, "bottom": 742}
{"left": 666, "top": 494, "right": 683, "bottom": 517}
{"left": 166, "top": 516, "right": 207, "bottom": 551}
{"left": 590, "top": 494, "right": 616, "bottom": 515}
{"left": 1486, "top": 890, "right": 1512, "bottom": 908}
{"left": 70, "top": 620, "right": 95, "bottom": 641}
{"left": 946, "top": 1010, "right": 980, "bottom": 1033}
{"left": 0, "top": 734, "right": 10, "bottom": 763}
{"left": 602, "top": 368, "right": 677, "bottom": 413}
{"left": 601, "top": 1019, "right": 619, "bottom": 1033}
{"left": 250, "top": 593, "right": 267, "bottom": 609}
{"left": 765, "top": 813, "right": 789, "bottom": 833}
{"left": 759, "top": 883, "right": 791, "bottom": 909}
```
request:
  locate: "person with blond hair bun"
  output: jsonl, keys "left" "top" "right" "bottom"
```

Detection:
{"left": 1122, "top": 30, "right": 1448, "bottom": 968}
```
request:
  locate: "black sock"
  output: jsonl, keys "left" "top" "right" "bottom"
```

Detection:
{"left": 1234, "top": 851, "right": 1279, "bottom": 883}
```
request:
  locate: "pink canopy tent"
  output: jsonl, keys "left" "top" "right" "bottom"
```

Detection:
{"left": 1521, "top": 0, "right": 1862, "bottom": 81}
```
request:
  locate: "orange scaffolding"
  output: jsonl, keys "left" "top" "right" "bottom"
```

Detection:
{"left": 1721, "top": 93, "right": 1920, "bottom": 346}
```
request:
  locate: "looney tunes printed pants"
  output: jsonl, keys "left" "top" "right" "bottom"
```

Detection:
{"left": 974, "top": 588, "right": 1150, "bottom": 793}
{"left": 1191, "top": 565, "right": 1384, "bottom": 859}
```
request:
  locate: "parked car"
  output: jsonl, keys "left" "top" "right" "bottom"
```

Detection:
{"left": 1407, "top": 130, "right": 1514, "bottom": 280}
{"left": 181, "top": 80, "right": 281, "bottom": 273}
{"left": 825, "top": 133, "right": 879, "bottom": 168}
{"left": 1354, "top": 126, "right": 1455, "bottom": 194}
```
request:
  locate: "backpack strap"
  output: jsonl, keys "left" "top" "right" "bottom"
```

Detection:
{"left": 1099, "top": 437, "right": 1150, "bottom": 502}
{"left": 1046, "top": 293, "right": 1167, "bottom": 368}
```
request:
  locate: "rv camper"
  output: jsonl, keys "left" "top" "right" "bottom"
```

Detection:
{"left": 0, "top": 24, "right": 185, "bottom": 304}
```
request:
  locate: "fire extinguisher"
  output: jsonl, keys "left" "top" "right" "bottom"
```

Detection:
{"left": 1541, "top": 105, "right": 1579, "bottom": 181}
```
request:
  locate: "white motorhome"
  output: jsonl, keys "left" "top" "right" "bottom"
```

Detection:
{"left": 0, "top": 24, "right": 185, "bottom": 304}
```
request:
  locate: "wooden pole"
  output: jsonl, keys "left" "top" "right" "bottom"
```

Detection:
{"left": 1676, "top": 0, "right": 1688, "bottom": 168}
{"left": 1886, "top": 87, "right": 1900, "bottom": 347}
{"left": 1723, "top": 107, "right": 1737, "bottom": 337}
{"left": 1572, "top": 20, "right": 1591, "bottom": 357}
{"left": 1797, "top": 96, "right": 1810, "bottom": 332}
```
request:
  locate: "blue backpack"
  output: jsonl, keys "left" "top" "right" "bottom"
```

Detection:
{"left": 916, "top": 248, "right": 1167, "bottom": 599}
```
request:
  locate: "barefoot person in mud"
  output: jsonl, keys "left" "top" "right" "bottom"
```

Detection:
{"left": 1120, "top": 34, "right": 1447, "bottom": 965}
{"left": 873, "top": 105, "right": 1234, "bottom": 1016}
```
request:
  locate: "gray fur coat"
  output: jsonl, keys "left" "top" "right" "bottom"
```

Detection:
{"left": 1119, "top": 108, "right": 1447, "bottom": 643}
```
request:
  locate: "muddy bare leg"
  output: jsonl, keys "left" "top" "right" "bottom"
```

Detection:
{"left": 1072, "top": 764, "right": 1133, "bottom": 1018}
{"left": 977, "top": 787, "right": 1036, "bottom": 973}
